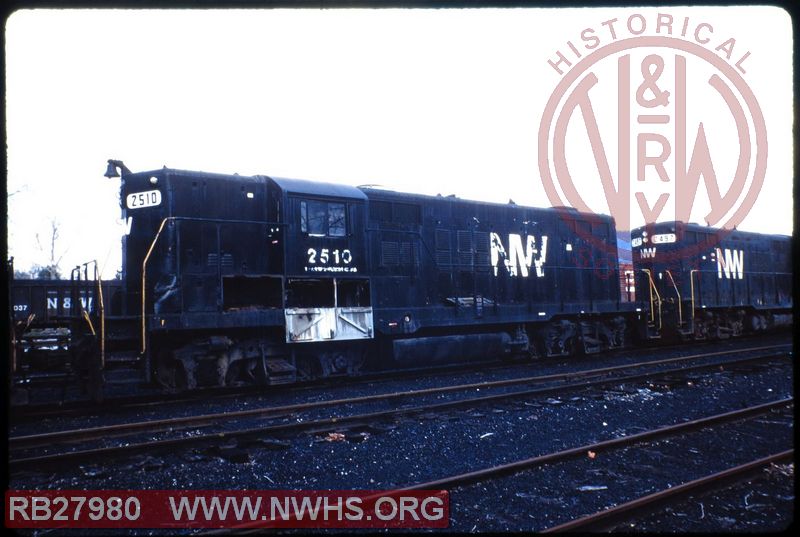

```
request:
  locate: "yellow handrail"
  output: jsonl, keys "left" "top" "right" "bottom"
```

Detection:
{"left": 641, "top": 269, "right": 654, "bottom": 323}
{"left": 94, "top": 264, "right": 105, "bottom": 369}
{"left": 689, "top": 269, "right": 699, "bottom": 327}
{"left": 79, "top": 259, "right": 106, "bottom": 369}
{"left": 641, "top": 269, "right": 662, "bottom": 330}
{"left": 82, "top": 310, "right": 96, "bottom": 336}
{"left": 664, "top": 270, "right": 682, "bottom": 326}
{"left": 141, "top": 218, "right": 173, "bottom": 354}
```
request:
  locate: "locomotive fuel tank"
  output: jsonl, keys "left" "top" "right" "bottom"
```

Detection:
{"left": 391, "top": 332, "right": 519, "bottom": 366}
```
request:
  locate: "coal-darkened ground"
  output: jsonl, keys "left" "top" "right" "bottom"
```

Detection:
{"left": 609, "top": 460, "right": 794, "bottom": 532}
{"left": 9, "top": 335, "right": 793, "bottom": 534}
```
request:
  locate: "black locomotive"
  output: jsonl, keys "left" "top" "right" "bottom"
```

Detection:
{"left": 631, "top": 221, "right": 792, "bottom": 339}
{"left": 7, "top": 160, "right": 793, "bottom": 402}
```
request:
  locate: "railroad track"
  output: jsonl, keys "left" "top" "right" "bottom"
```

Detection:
{"left": 15, "top": 336, "right": 789, "bottom": 420}
{"left": 205, "top": 397, "right": 793, "bottom": 533}
{"left": 9, "top": 347, "right": 790, "bottom": 470}
{"left": 396, "top": 398, "right": 793, "bottom": 491}
{"left": 541, "top": 449, "right": 794, "bottom": 532}
{"left": 13, "top": 358, "right": 502, "bottom": 420}
{"left": 10, "top": 344, "right": 791, "bottom": 440}
{"left": 11, "top": 344, "right": 789, "bottom": 448}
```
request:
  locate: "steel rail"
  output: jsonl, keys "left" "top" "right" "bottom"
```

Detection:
{"left": 9, "top": 356, "right": 790, "bottom": 469}
{"left": 14, "top": 338, "right": 790, "bottom": 420}
{"left": 9, "top": 346, "right": 788, "bottom": 450}
{"left": 205, "top": 398, "right": 793, "bottom": 533}
{"left": 13, "top": 356, "right": 503, "bottom": 419}
{"left": 391, "top": 398, "right": 793, "bottom": 492}
{"left": 542, "top": 449, "right": 794, "bottom": 532}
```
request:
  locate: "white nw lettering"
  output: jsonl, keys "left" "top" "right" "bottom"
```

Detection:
{"left": 490, "top": 233, "right": 548, "bottom": 277}
{"left": 716, "top": 248, "right": 744, "bottom": 279}
{"left": 639, "top": 247, "right": 657, "bottom": 259}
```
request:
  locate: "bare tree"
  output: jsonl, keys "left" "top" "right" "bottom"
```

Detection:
{"left": 7, "top": 185, "right": 29, "bottom": 198}
{"left": 31, "top": 219, "right": 69, "bottom": 280}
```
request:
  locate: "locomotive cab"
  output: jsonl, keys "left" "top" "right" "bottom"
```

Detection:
{"left": 121, "top": 167, "right": 375, "bottom": 388}
{"left": 270, "top": 177, "right": 374, "bottom": 344}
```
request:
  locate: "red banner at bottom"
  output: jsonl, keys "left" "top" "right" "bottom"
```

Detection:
{"left": 5, "top": 490, "right": 449, "bottom": 529}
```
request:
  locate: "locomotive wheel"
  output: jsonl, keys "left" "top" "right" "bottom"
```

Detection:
{"left": 226, "top": 355, "right": 270, "bottom": 386}
{"left": 347, "top": 349, "right": 367, "bottom": 375}
{"left": 155, "top": 351, "right": 177, "bottom": 391}
{"left": 295, "top": 355, "right": 322, "bottom": 381}
{"left": 530, "top": 335, "right": 546, "bottom": 360}
{"left": 156, "top": 356, "right": 191, "bottom": 392}
{"left": 174, "top": 360, "right": 190, "bottom": 391}
{"left": 257, "top": 355, "right": 270, "bottom": 386}
{"left": 224, "top": 360, "right": 243, "bottom": 386}
{"left": 563, "top": 336, "right": 576, "bottom": 357}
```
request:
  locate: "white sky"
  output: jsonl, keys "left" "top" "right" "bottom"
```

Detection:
{"left": 5, "top": 7, "right": 794, "bottom": 278}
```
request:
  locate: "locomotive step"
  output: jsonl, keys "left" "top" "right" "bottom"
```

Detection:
{"left": 265, "top": 358, "right": 297, "bottom": 385}
{"left": 103, "top": 315, "right": 141, "bottom": 321}
{"left": 104, "top": 350, "right": 143, "bottom": 364}
{"left": 50, "top": 315, "right": 84, "bottom": 322}
{"left": 104, "top": 340, "right": 140, "bottom": 350}
{"left": 19, "top": 332, "right": 71, "bottom": 340}
{"left": 104, "top": 338, "right": 140, "bottom": 352}
{"left": 102, "top": 367, "right": 146, "bottom": 385}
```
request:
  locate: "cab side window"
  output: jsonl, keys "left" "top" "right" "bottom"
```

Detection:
{"left": 328, "top": 203, "right": 346, "bottom": 237}
{"left": 300, "top": 200, "right": 346, "bottom": 237}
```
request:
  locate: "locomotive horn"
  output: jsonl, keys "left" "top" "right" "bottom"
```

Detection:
{"left": 104, "top": 159, "right": 132, "bottom": 178}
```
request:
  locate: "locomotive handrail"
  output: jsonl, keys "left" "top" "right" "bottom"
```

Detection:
{"left": 689, "top": 269, "right": 699, "bottom": 328}
{"left": 86, "top": 261, "right": 104, "bottom": 367}
{"left": 69, "top": 266, "right": 81, "bottom": 318}
{"left": 81, "top": 310, "right": 96, "bottom": 336}
{"left": 664, "top": 270, "right": 682, "bottom": 327}
{"left": 140, "top": 217, "right": 284, "bottom": 354}
{"left": 94, "top": 263, "right": 105, "bottom": 370}
{"left": 72, "top": 260, "right": 106, "bottom": 369}
{"left": 640, "top": 269, "right": 662, "bottom": 331}
{"left": 141, "top": 217, "right": 174, "bottom": 354}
